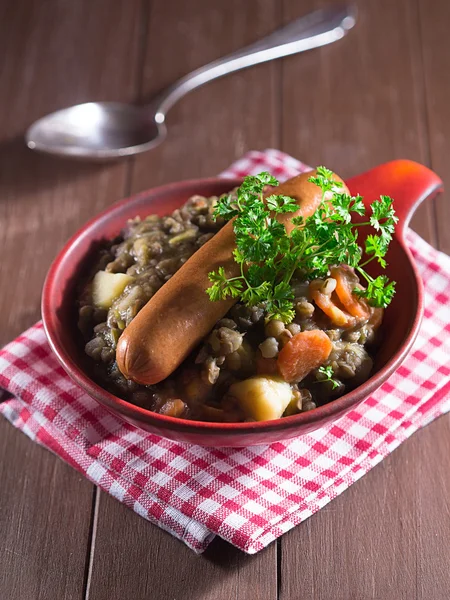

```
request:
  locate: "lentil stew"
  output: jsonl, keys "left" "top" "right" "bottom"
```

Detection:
{"left": 77, "top": 188, "right": 383, "bottom": 423}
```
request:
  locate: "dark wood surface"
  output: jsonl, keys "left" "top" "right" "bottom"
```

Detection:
{"left": 0, "top": 1, "right": 449, "bottom": 598}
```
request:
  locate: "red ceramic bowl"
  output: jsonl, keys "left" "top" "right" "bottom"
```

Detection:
{"left": 42, "top": 160, "right": 442, "bottom": 446}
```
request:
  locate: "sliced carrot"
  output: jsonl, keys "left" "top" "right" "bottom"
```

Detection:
{"left": 330, "top": 265, "right": 371, "bottom": 320}
{"left": 309, "top": 282, "right": 354, "bottom": 328}
{"left": 277, "top": 330, "right": 333, "bottom": 384}
{"left": 255, "top": 355, "right": 279, "bottom": 376}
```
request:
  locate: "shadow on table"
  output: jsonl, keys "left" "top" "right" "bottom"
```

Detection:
{"left": 203, "top": 537, "right": 255, "bottom": 567}
{"left": 165, "top": 536, "right": 264, "bottom": 599}
{"left": 0, "top": 135, "right": 112, "bottom": 197}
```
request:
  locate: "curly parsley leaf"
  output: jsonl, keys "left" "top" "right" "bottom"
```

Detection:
{"left": 232, "top": 248, "right": 245, "bottom": 265}
{"left": 332, "top": 193, "right": 366, "bottom": 222}
{"left": 241, "top": 281, "right": 272, "bottom": 305}
{"left": 354, "top": 274, "right": 396, "bottom": 308}
{"left": 308, "top": 165, "right": 344, "bottom": 194}
{"left": 212, "top": 194, "right": 238, "bottom": 221}
{"left": 370, "top": 195, "right": 399, "bottom": 243}
{"left": 255, "top": 171, "right": 278, "bottom": 186}
{"left": 266, "top": 281, "right": 296, "bottom": 323}
{"left": 364, "top": 234, "right": 388, "bottom": 268}
{"left": 207, "top": 267, "right": 243, "bottom": 301}
{"left": 266, "top": 194, "right": 299, "bottom": 214}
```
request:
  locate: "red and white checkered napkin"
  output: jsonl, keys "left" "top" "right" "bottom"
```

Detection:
{"left": 1, "top": 150, "right": 450, "bottom": 554}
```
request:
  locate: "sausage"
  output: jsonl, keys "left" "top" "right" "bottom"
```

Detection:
{"left": 116, "top": 169, "right": 348, "bottom": 385}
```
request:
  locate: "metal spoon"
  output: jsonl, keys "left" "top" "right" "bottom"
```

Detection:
{"left": 26, "top": 5, "right": 356, "bottom": 160}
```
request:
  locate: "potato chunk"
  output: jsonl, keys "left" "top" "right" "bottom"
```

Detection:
{"left": 92, "top": 271, "right": 133, "bottom": 309}
{"left": 229, "top": 376, "right": 293, "bottom": 421}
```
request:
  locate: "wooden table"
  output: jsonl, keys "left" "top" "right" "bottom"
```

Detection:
{"left": 1, "top": 1, "right": 450, "bottom": 598}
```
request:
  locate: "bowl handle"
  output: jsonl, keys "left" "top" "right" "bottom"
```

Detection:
{"left": 346, "top": 160, "right": 443, "bottom": 237}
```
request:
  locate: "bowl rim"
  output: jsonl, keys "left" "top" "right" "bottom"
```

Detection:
{"left": 41, "top": 175, "right": 424, "bottom": 437}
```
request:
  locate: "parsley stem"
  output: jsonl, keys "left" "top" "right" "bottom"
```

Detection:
{"left": 282, "top": 240, "right": 310, "bottom": 285}
{"left": 358, "top": 256, "right": 375, "bottom": 269}
{"left": 240, "top": 259, "right": 252, "bottom": 291}
{"left": 353, "top": 218, "right": 391, "bottom": 227}
{"left": 356, "top": 266, "right": 373, "bottom": 283}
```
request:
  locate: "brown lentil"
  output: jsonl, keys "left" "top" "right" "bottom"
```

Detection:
{"left": 259, "top": 337, "right": 279, "bottom": 358}
{"left": 264, "top": 319, "right": 285, "bottom": 338}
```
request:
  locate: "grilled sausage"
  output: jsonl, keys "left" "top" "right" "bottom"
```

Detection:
{"left": 116, "top": 170, "right": 348, "bottom": 385}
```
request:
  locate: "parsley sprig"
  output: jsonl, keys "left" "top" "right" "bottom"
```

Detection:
{"left": 316, "top": 365, "right": 341, "bottom": 390}
{"left": 206, "top": 167, "right": 398, "bottom": 322}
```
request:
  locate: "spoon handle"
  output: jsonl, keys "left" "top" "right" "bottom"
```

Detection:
{"left": 153, "top": 5, "right": 357, "bottom": 121}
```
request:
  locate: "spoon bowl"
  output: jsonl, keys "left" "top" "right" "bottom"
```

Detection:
{"left": 26, "top": 102, "right": 165, "bottom": 159}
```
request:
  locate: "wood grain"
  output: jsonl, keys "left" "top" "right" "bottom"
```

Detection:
{"left": 418, "top": 0, "right": 450, "bottom": 253}
{"left": 410, "top": 4, "right": 450, "bottom": 589}
{"left": 0, "top": 1, "right": 143, "bottom": 599}
{"left": 130, "top": 0, "right": 282, "bottom": 190}
{"left": 415, "top": 416, "right": 450, "bottom": 598}
{"left": 0, "top": 0, "right": 142, "bottom": 346}
{"left": 86, "top": 493, "right": 276, "bottom": 600}
{"left": 0, "top": 421, "right": 94, "bottom": 600}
